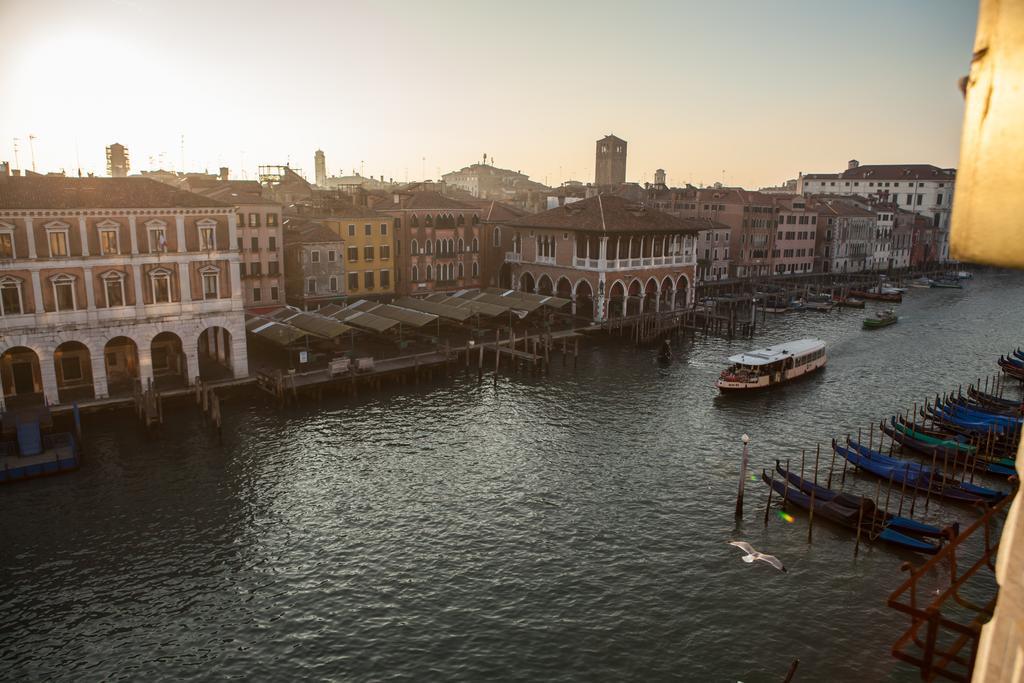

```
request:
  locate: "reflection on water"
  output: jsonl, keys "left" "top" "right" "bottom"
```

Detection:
{"left": 1, "top": 272, "right": 1021, "bottom": 681}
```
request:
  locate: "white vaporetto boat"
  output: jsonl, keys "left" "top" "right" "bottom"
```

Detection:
{"left": 716, "top": 338, "right": 827, "bottom": 392}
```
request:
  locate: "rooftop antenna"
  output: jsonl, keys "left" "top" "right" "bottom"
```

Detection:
{"left": 28, "top": 134, "right": 37, "bottom": 172}
{"left": 75, "top": 137, "right": 82, "bottom": 177}
{"left": 421, "top": 156, "right": 426, "bottom": 180}
{"left": 360, "top": 160, "right": 364, "bottom": 176}
{"left": 180, "top": 133, "right": 185, "bottom": 172}
{"left": 12, "top": 138, "right": 20, "bottom": 170}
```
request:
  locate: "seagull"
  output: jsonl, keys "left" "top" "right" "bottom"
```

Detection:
{"left": 728, "top": 541, "right": 786, "bottom": 572}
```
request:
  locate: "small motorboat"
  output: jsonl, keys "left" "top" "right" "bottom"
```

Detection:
{"left": 863, "top": 309, "right": 898, "bottom": 329}
{"left": 930, "top": 278, "right": 963, "bottom": 289}
{"left": 834, "top": 297, "right": 865, "bottom": 309}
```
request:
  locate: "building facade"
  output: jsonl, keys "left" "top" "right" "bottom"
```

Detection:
{"left": 106, "top": 142, "right": 129, "bottom": 177}
{"left": 498, "top": 195, "right": 703, "bottom": 321}
{"left": 191, "top": 182, "right": 284, "bottom": 308}
{"left": 772, "top": 196, "right": 818, "bottom": 275}
{"left": 320, "top": 207, "right": 396, "bottom": 300}
{"left": 0, "top": 176, "right": 248, "bottom": 409}
{"left": 375, "top": 191, "right": 482, "bottom": 296}
{"left": 815, "top": 200, "right": 877, "bottom": 273}
{"left": 282, "top": 220, "right": 345, "bottom": 310}
{"left": 314, "top": 149, "right": 326, "bottom": 188}
{"left": 798, "top": 160, "right": 955, "bottom": 260}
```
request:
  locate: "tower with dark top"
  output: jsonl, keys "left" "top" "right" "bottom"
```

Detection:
{"left": 595, "top": 134, "right": 627, "bottom": 186}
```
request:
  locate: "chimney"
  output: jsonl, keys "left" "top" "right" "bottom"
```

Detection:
{"left": 848, "top": 159, "right": 860, "bottom": 170}
{"left": 219, "top": 166, "right": 229, "bottom": 181}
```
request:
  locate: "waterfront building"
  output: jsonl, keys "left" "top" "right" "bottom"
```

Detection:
{"left": 375, "top": 191, "right": 482, "bottom": 296}
{"left": 815, "top": 199, "right": 876, "bottom": 273}
{"left": 0, "top": 175, "right": 248, "bottom": 409}
{"left": 497, "top": 194, "right": 709, "bottom": 321}
{"left": 797, "top": 160, "right": 955, "bottom": 260}
{"left": 319, "top": 206, "right": 395, "bottom": 300}
{"left": 890, "top": 208, "right": 915, "bottom": 270}
{"left": 871, "top": 203, "right": 895, "bottom": 271}
{"left": 595, "top": 134, "right": 627, "bottom": 186}
{"left": 191, "top": 181, "right": 284, "bottom": 308}
{"left": 469, "top": 200, "right": 527, "bottom": 289}
{"left": 772, "top": 195, "right": 818, "bottom": 275}
{"left": 641, "top": 185, "right": 732, "bottom": 281}
{"left": 282, "top": 219, "right": 345, "bottom": 310}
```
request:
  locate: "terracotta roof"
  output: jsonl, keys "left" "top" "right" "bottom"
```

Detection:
{"left": 193, "top": 182, "right": 279, "bottom": 206}
{"left": 804, "top": 165, "right": 955, "bottom": 182}
{"left": 504, "top": 194, "right": 711, "bottom": 235}
{"left": 816, "top": 201, "right": 875, "bottom": 218}
{"left": 462, "top": 199, "right": 526, "bottom": 222}
{"left": 318, "top": 204, "right": 384, "bottom": 220}
{"left": 283, "top": 219, "right": 343, "bottom": 244}
{"left": 387, "top": 191, "right": 478, "bottom": 211}
{"left": 0, "top": 176, "right": 229, "bottom": 209}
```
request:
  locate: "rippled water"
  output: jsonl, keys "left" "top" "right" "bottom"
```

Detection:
{"left": 2, "top": 271, "right": 1022, "bottom": 682}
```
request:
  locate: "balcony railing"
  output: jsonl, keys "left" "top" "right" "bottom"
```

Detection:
{"left": 505, "top": 251, "right": 522, "bottom": 263}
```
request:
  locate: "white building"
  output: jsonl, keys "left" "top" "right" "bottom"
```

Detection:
{"left": 798, "top": 160, "right": 955, "bottom": 260}
{"left": 0, "top": 175, "right": 248, "bottom": 409}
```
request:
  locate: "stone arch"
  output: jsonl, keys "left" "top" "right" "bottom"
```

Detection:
{"left": 519, "top": 271, "right": 535, "bottom": 293}
{"left": 411, "top": 238, "right": 419, "bottom": 255}
{"left": 458, "top": 237, "right": 464, "bottom": 253}
{"left": 537, "top": 273, "right": 554, "bottom": 296}
{"left": 425, "top": 239, "right": 433, "bottom": 255}
{"left": 54, "top": 340, "right": 95, "bottom": 402}
{"left": 556, "top": 277, "right": 573, "bottom": 299}
{"left": 660, "top": 276, "right": 675, "bottom": 311}
{"left": 151, "top": 331, "right": 187, "bottom": 389}
{"left": 626, "top": 278, "right": 643, "bottom": 316}
{"left": 643, "top": 277, "right": 660, "bottom": 311}
{"left": 574, "top": 278, "right": 595, "bottom": 320}
{"left": 198, "top": 326, "right": 233, "bottom": 380}
{"left": 0, "top": 345, "right": 43, "bottom": 407}
{"left": 458, "top": 262, "right": 464, "bottom": 279}
{"left": 104, "top": 335, "right": 140, "bottom": 397}
{"left": 498, "top": 263, "right": 511, "bottom": 288}
{"left": 676, "top": 274, "right": 691, "bottom": 308}
{"left": 607, "top": 279, "right": 626, "bottom": 319}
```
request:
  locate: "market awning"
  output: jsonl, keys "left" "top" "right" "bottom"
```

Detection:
{"left": 394, "top": 296, "right": 476, "bottom": 322}
{"left": 485, "top": 288, "right": 571, "bottom": 309}
{"left": 245, "top": 316, "right": 309, "bottom": 347}
{"left": 349, "top": 299, "right": 438, "bottom": 328}
{"left": 331, "top": 307, "right": 400, "bottom": 333}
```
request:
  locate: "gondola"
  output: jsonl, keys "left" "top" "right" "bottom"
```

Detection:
{"left": 968, "top": 386, "right": 1023, "bottom": 411}
{"left": 883, "top": 419, "right": 1016, "bottom": 477}
{"left": 832, "top": 439, "right": 1005, "bottom": 504}
{"left": 762, "top": 469, "right": 944, "bottom": 554}
{"left": 950, "top": 393, "right": 1022, "bottom": 417}
{"left": 657, "top": 339, "right": 672, "bottom": 364}
{"left": 999, "top": 356, "right": 1024, "bottom": 380}
{"left": 935, "top": 401, "right": 1021, "bottom": 429}
{"left": 771, "top": 461, "right": 951, "bottom": 540}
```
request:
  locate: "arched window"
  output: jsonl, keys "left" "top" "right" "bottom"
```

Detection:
{"left": 472, "top": 261, "right": 479, "bottom": 277}
{"left": 472, "top": 215, "right": 480, "bottom": 225}
{"left": 412, "top": 265, "right": 419, "bottom": 281}
{"left": 472, "top": 237, "right": 479, "bottom": 252}
{"left": 448, "top": 239, "right": 454, "bottom": 254}
{"left": 425, "top": 214, "right": 433, "bottom": 227}
{"left": 492, "top": 227, "right": 501, "bottom": 247}
{"left": 457, "top": 214, "right": 465, "bottom": 226}
{"left": 426, "top": 265, "right": 433, "bottom": 280}
{"left": 457, "top": 238, "right": 464, "bottom": 253}
{"left": 458, "top": 262, "right": 464, "bottom": 279}
{"left": 425, "top": 239, "right": 433, "bottom": 255}
{"left": 411, "top": 215, "right": 419, "bottom": 228}
{"left": 411, "top": 239, "right": 419, "bottom": 255}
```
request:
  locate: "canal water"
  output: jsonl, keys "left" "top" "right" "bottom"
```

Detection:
{"left": 2, "top": 271, "right": 1022, "bottom": 682}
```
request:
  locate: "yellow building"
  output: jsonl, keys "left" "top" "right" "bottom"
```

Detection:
{"left": 321, "top": 207, "right": 396, "bottom": 300}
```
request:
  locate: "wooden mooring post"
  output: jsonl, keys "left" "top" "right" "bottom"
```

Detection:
{"left": 735, "top": 434, "right": 750, "bottom": 518}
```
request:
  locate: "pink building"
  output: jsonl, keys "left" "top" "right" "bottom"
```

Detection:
{"left": 772, "top": 196, "right": 818, "bottom": 274}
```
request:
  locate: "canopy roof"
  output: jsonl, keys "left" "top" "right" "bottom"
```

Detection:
{"left": 331, "top": 307, "right": 400, "bottom": 333}
{"left": 428, "top": 292, "right": 508, "bottom": 317}
{"left": 484, "top": 288, "right": 571, "bottom": 309}
{"left": 727, "top": 338, "right": 825, "bottom": 366}
{"left": 273, "top": 309, "right": 352, "bottom": 339}
{"left": 245, "top": 316, "right": 308, "bottom": 347}
{"left": 393, "top": 296, "right": 476, "bottom": 322}
{"left": 349, "top": 299, "right": 437, "bottom": 328}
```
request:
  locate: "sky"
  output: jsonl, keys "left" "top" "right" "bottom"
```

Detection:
{"left": 0, "top": 0, "right": 979, "bottom": 189}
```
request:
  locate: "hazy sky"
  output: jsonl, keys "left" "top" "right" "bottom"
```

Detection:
{"left": 0, "top": 0, "right": 978, "bottom": 189}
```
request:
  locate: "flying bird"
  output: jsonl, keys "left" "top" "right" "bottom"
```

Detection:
{"left": 728, "top": 541, "right": 786, "bottom": 572}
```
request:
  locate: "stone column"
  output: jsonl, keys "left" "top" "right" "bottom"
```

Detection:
{"left": 39, "top": 352, "right": 60, "bottom": 405}
{"left": 599, "top": 236, "right": 608, "bottom": 269}
{"left": 230, "top": 323, "right": 249, "bottom": 378}
{"left": 30, "top": 271, "right": 44, "bottom": 314}
{"left": 128, "top": 216, "right": 139, "bottom": 254}
{"left": 84, "top": 267, "right": 96, "bottom": 309}
{"left": 138, "top": 343, "right": 154, "bottom": 389}
{"left": 184, "top": 347, "right": 200, "bottom": 386}
{"left": 175, "top": 215, "right": 187, "bottom": 253}
{"left": 133, "top": 265, "right": 145, "bottom": 311}
{"left": 90, "top": 349, "right": 108, "bottom": 399}
{"left": 670, "top": 287, "right": 677, "bottom": 310}
{"left": 25, "top": 217, "right": 37, "bottom": 258}
{"left": 78, "top": 216, "right": 90, "bottom": 256}
{"left": 178, "top": 262, "right": 193, "bottom": 303}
